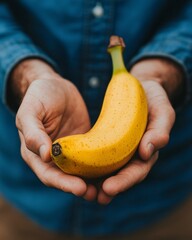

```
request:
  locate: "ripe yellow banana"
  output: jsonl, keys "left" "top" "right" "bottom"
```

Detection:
{"left": 51, "top": 36, "right": 148, "bottom": 178}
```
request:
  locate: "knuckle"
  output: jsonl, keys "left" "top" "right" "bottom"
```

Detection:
{"left": 25, "top": 133, "right": 36, "bottom": 150}
{"left": 159, "top": 133, "right": 170, "bottom": 147}
{"left": 169, "top": 106, "right": 176, "bottom": 123}
{"left": 20, "top": 146, "right": 26, "bottom": 161}
{"left": 15, "top": 113, "right": 21, "bottom": 129}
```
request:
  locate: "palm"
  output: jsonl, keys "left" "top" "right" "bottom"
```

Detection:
{"left": 23, "top": 77, "right": 91, "bottom": 141}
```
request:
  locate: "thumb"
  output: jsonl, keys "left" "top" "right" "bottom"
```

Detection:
{"left": 139, "top": 88, "right": 175, "bottom": 160}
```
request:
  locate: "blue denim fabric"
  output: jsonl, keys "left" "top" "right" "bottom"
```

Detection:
{"left": 0, "top": 0, "right": 192, "bottom": 237}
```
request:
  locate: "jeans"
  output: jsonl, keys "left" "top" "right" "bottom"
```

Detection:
{"left": 0, "top": 195, "right": 192, "bottom": 240}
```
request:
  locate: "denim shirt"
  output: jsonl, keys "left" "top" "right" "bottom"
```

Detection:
{"left": 0, "top": 0, "right": 192, "bottom": 237}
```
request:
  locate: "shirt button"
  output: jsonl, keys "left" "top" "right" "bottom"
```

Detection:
{"left": 92, "top": 2, "right": 104, "bottom": 18}
{"left": 89, "top": 76, "right": 100, "bottom": 88}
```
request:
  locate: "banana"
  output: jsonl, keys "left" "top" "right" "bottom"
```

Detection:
{"left": 51, "top": 36, "right": 148, "bottom": 178}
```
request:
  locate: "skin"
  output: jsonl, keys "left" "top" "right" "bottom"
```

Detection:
{"left": 9, "top": 57, "right": 183, "bottom": 204}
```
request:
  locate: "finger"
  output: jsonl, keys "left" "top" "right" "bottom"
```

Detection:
{"left": 19, "top": 131, "right": 88, "bottom": 197}
{"left": 16, "top": 101, "right": 52, "bottom": 162}
{"left": 139, "top": 85, "right": 175, "bottom": 160}
{"left": 101, "top": 151, "right": 159, "bottom": 197}
{"left": 97, "top": 188, "right": 113, "bottom": 205}
{"left": 82, "top": 184, "right": 98, "bottom": 201}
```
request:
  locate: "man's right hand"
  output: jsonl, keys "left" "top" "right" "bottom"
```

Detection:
{"left": 9, "top": 59, "right": 97, "bottom": 201}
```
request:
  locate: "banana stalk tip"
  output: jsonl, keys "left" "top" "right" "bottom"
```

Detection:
{"left": 108, "top": 36, "right": 126, "bottom": 49}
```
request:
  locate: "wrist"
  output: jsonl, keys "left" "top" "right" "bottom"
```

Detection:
{"left": 7, "top": 58, "right": 57, "bottom": 111}
{"left": 130, "top": 58, "right": 184, "bottom": 104}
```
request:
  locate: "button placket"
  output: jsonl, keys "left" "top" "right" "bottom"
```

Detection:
{"left": 80, "top": 0, "right": 114, "bottom": 113}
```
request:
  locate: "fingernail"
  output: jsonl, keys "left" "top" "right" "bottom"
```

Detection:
{"left": 147, "top": 143, "right": 154, "bottom": 158}
{"left": 39, "top": 145, "right": 47, "bottom": 160}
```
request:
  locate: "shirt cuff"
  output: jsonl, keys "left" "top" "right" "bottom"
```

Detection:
{"left": 0, "top": 37, "right": 58, "bottom": 112}
{"left": 128, "top": 39, "right": 192, "bottom": 110}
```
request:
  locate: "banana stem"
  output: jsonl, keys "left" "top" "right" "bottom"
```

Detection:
{"left": 109, "top": 46, "right": 126, "bottom": 74}
{"left": 107, "top": 36, "right": 126, "bottom": 74}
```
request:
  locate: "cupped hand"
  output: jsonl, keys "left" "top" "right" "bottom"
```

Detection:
{"left": 97, "top": 80, "right": 175, "bottom": 204}
{"left": 13, "top": 60, "right": 97, "bottom": 200}
{"left": 97, "top": 58, "right": 182, "bottom": 204}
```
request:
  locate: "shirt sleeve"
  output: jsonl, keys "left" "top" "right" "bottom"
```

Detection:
{"left": 128, "top": 1, "right": 192, "bottom": 108}
{"left": 0, "top": 3, "right": 58, "bottom": 108}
